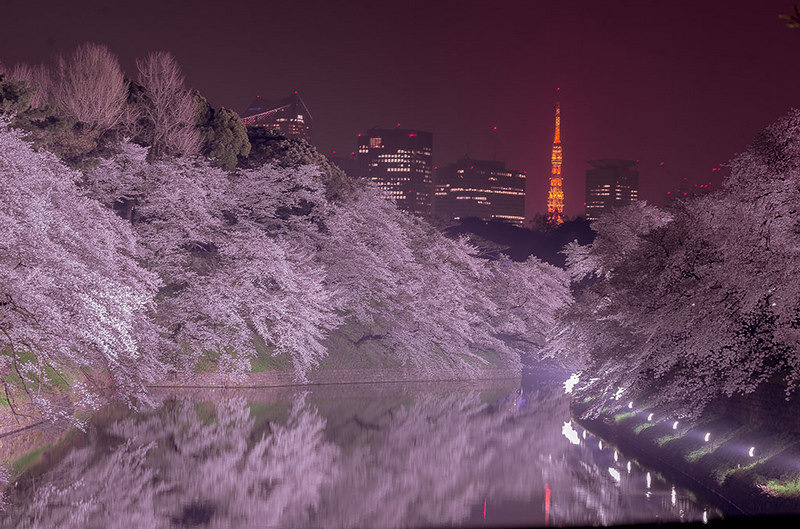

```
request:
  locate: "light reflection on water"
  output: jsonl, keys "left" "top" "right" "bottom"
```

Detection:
{"left": 3, "top": 375, "right": 720, "bottom": 528}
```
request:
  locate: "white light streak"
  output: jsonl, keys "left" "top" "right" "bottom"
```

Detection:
{"left": 608, "top": 467, "right": 621, "bottom": 482}
{"left": 749, "top": 446, "right": 755, "bottom": 457}
{"left": 673, "top": 421, "right": 679, "bottom": 430}
{"left": 564, "top": 373, "right": 580, "bottom": 393}
{"left": 647, "top": 413, "right": 654, "bottom": 421}
{"left": 628, "top": 401, "right": 634, "bottom": 409}
{"left": 704, "top": 432, "right": 711, "bottom": 442}
{"left": 627, "top": 461, "right": 632, "bottom": 473}
{"left": 646, "top": 472, "right": 651, "bottom": 488}
{"left": 562, "top": 421, "right": 580, "bottom": 445}
{"left": 671, "top": 486, "right": 676, "bottom": 506}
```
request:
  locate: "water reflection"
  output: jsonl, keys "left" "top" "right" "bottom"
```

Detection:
{"left": 3, "top": 377, "right": 718, "bottom": 528}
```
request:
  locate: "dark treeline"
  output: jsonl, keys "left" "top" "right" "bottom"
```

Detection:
{"left": 444, "top": 216, "right": 595, "bottom": 267}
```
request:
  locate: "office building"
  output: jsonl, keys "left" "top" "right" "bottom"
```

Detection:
{"left": 585, "top": 159, "right": 639, "bottom": 220}
{"left": 435, "top": 158, "right": 526, "bottom": 226}
{"left": 356, "top": 128, "right": 433, "bottom": 216}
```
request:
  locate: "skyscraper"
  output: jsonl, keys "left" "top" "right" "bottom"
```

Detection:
{"left": 241, "top": 92, "right": 312, "bottom": 142}
{"left": 434, "top": 158, "right": 526, "bottom": 226}
{"left": 357, "top": 128, "right": 433, "bottom": 216}
{"left": 584, "top": 159, "right": 639, "bottom": 221}
{"left": 547, "top": 101, "right": 564, "bottom": 224}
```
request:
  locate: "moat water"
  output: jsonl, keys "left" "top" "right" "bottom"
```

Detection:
{"left": 2, "top": 372, "right": 721, "bottom": 528}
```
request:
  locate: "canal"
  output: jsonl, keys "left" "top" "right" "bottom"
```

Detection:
{"left": 2, "top": 372, "right": 721, "bottom": 527}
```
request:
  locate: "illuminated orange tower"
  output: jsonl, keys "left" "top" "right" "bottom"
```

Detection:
{"left": 547, "top": 100, "right": 564, "bottom": 224}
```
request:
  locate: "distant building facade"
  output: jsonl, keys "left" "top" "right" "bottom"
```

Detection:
{"left": 357, "top": 128, "right": 433, "bottom": 216}
{"left": 584, "top": 159, "right": 639, "bottom": 221}
{"left": 241, "top": 92, "right": 312, "bottom": 141}
{"left": 434, "top": 158, "right": 526, "bottom": 226}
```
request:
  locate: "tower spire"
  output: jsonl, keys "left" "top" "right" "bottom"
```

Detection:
{"left": 547, "top": 97, "right": 564, "bottom": 224}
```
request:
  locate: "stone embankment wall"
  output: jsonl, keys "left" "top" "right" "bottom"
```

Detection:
{"left": 151, "top": 367, "right": 521, "bottom": 388}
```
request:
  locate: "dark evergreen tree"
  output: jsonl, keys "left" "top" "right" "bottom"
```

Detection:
{"left": 194, "top": 90, "right": 250, "bottom": 171}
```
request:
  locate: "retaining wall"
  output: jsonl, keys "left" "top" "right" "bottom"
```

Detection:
{"left": 150, "top": 367, "right": 521, "bottom": 388}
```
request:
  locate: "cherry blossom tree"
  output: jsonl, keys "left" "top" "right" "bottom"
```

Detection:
{"left": 321, "top": 185, "right": 571, "bottom": 375}
{"left": 0, "top": 121, "right": 163, "bottom": 411}
{"left": 84, "top": 147, "right": 343, "bottom": 380}
{"left": 551, "top": 109, "right": 800, "bottom": 418}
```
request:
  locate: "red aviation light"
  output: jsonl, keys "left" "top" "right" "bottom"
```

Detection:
{"left": 408, "top": 133, "right": 416, "bottom": 137}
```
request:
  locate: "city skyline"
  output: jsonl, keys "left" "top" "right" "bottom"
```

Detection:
{"left": 0, "top": 1, "right": 797, "bottom": 216}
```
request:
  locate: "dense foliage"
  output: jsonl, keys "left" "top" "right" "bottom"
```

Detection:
{"left": 0, "top": 108, "right": 570, "bottom": 417}
{"left": 551, "top": 110, "right": 800, "bottom": 418}
{"left": 0, "top": 123, "right": 163, "bottom": 413}
{"left": 0, "top": 45, "right": 250, "bottom": 167}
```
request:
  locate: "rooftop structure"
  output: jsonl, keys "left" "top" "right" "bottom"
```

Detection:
{"left": 241, "top": 92, "right": 312, "bottom": 142}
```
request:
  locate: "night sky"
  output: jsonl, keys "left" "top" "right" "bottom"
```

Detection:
{"left": 1, "top": 1, "right": 798, "bottom": 217}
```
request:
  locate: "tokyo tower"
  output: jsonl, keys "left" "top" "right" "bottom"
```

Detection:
{"left": 547, "top": 100, "right": 564, "bottom": 224}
